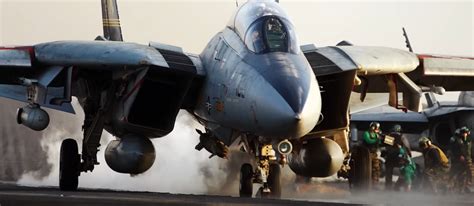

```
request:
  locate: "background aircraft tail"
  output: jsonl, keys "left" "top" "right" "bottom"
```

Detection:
{"left": 101, "top": 0, "right": 123, "bottom": 41}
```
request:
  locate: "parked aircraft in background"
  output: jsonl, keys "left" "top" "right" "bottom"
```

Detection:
{"left": 351, "top": 91, "right": 474, "bottom": 152}
{"left": 0, "top": 0, "right": 473, "bottom": 197}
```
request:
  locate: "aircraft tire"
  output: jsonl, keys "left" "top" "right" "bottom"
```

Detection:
{"left": 59, "top": 138, "right": 80, "bottom": 191}
{"left": 267, "top": 163, "right": 281, "bottom": 198}
{"left": 349, "top": 145, "right": 372, "bottom": 191}
{"left": 239, "top": 163, "right": 253, "bottom": 197}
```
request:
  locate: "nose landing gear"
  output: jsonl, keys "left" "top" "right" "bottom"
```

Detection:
{"left": 194, "top": 131, "right": 290, "bottom": 199}
{"left": 239, "top": 139, "right": 290, "bottom": 199}
{"left": 256, "top": 162, "right": 281, "bottom": 198}
{"left": 254, "top": 144, "right": 279, "bottom": 198}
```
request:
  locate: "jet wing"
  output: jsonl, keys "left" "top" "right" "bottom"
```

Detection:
{"left": 350, "top": 105, "right": 429, "bottom": 134}
{"left": 351, "top": 111, "right": 429, "bottom": 123}
{"left": 408, "top": 54, "right": 474, "bottom": 91}
{"left": 423, "top": 102, "right": 474, "bottom": 119}
{"left": 417, "top": 54, "right": 474, "bottom": 76}
{"left": 34, "top": 41, "right": 170, "bottom": 69}
{"left": 304, "top": 43, "right": 474, "bottom": 135}
{"left": 354, "top": 54, "right": 474, "bottom": 92}
{"left": 334, "top": 46, "right": 419, "bottom": 76}
{"left": 303, "top": 44, "right": 474, "bottom": 113}
{"left": 302, "top": 44, "right": 419, "bottom": 76}
{"left": 302, "top": 44, "right": 419, "bottom": 135}
{"left": 353, "top": 54, "right": 474, "bottom": 112}
{"left": 0, "top": 41, "right": 204, "bottom": 113}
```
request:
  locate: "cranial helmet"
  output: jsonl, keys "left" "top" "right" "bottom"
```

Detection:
{"left": 391, "top": 124, "right": 402, "bottom": 133}
{"left": 418, "top": 137, "right": 431, "bottom": 149}
{"left": 369, "top": 122, "right": 380, "bottom": 130}
{"left": 455, "top": 126, "right": 471, "bottom": 137}
{"left": 460, "top": 126, "right": 470, "bottom": 135}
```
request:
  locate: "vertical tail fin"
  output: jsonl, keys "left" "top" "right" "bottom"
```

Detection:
{"left": 402, "top": 27, "right": 413, "bottom": 52}
{"left": 101, "top": 0, "right": 123, "bottom": 41}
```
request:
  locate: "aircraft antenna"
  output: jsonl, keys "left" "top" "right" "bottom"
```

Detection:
{"left": 235, "top": 0, "right": 238, "bottom": 7}
{"left": 402, "top": 27, "right": 413, "bottom": 52}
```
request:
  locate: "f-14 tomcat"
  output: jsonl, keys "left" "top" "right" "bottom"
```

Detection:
{"left": 0, "top": 0, "right": 473, "bottom": 197}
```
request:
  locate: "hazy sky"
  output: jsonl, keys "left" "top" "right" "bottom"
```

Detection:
{"left": 1, "top": 0, "right": 473, "bottom": 56}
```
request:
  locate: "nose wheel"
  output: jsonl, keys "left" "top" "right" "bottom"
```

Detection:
{"left": 239, "top": 162, "right": 282, "bottom": 198}
{"left": 256, "top": 163, "right": 281, "bottom": 198}
{"left": 267, "top": 163, "right": 281, "bottom": 198}
{"left": 59, "top": 138, "right": 81, "bottom": 191}
{"left": 239, "top": 142, "right": 284, "bottom": 198}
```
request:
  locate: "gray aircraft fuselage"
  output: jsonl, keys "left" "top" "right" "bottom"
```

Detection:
{"left": 193, "top": 1, "right": 321, "bottom": 140}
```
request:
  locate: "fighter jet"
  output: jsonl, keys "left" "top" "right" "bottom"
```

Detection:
{"left": 0, "top": 0, "right": 473, "bottom": 197}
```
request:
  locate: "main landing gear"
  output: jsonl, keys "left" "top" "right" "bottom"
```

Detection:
{"left": 347, "top": 145, "right": 372, "bottom": 190}
{"left": 59, "top": 139, "right": 81, "bottom": 190}
{"left": 59, "top": 103, "right": 106, "bottom": 191}
{"left": 59, "top": 137, "right": 101, "bottom": 191}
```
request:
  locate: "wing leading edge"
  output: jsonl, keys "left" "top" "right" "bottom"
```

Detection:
{"left": 0, "top": 40, "right": 205, "bottom": 114}
{"left": 302, "top": 43, "right": 473, "bottom": 134}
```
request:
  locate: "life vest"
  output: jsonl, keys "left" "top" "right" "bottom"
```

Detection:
{"left": 432, "top": 145, "right": 449, "bottom": 168}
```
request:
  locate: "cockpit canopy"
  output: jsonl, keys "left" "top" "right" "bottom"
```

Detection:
{"left": 244, "top": 16, "right": 298, "bottom": 54}
{"left": 227, "top": 0, "right": 299, "bottom": 54}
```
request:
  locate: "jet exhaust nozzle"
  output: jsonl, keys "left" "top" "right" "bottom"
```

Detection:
{"left": 16, "top": 104, "right": 50, "bottom": 131}
{"left": 288, "top": 138, "right": 344, "bottom": 177}
{"left": 105, "top": 134, "right": 156, "bottom": 174}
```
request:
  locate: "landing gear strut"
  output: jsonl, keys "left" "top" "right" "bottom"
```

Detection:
{"left": 267, "top": 163, "right": 281, "bottom": 198}
{"left": 59, "top": 139, "right": 81, "bottom": 191}
{"left": 255, "top": 161, "right": 281, "bottom": 198}
{"left": 239, "top": 138, "right": 290, "bottom": 198}
{"left": 194, "top": 133, "right": 289, "bottom": 198}
{"left": 59, "top": 96, "right": 107, "bottom": 191}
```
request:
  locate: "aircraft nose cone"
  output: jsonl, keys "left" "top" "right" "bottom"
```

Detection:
{"left": 251, "top": 74, "right": 321, "bottom": 139}
{"left": 294, "top": 114, "right": 302, "bottom": 121}
{"left": 258, "top": 54, "right": 311, "bottom": 114}
{"left": 241, "top": 52, "right": 321, "bottom": 139}
{"left": 273, "top": 78, "right": 307, "bottom": 114}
